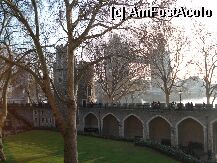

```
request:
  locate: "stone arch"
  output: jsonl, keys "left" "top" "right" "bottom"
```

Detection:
{"left": 102, "top": 113, "right": 120, "bottom": 123}
{"left": 123, "top": 114, "right": 143, "bottom": 138}
{"left": 147, "top": 115, "right": 172, "bottom": 129}
{"left": 102, "top": 113, "right": 119, "bottom": 136}
{"left": 210, "top": 119, "right": 217, "bottom": 153}
{"left": 177, "top": 117, "right": 205, "bottom": 150}
{"left": 148, "top": 116, "right": 171, "bottom": 145}
{"left": 83, "top": 112, "right": 99, "bottom": 133}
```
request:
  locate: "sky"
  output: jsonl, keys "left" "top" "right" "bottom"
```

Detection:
{"left": 174, "top": 0, "right": 217, "bottom": 27}
{"left": 108, "top": 0, "right": 217, "bottom": 82}
{"left": 172, "top": 0, "right": 217, "bottom": 37}
{"left": 48, "top": 0, "right": 217, "bottom": 82}
{"left": 169, "top": 0, "right": 217, "bottom": 82}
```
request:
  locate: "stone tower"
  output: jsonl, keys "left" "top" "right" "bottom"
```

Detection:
{"left": 53, "top": 45, "right": 95, "bottom": 109}
{"left": 77, "top": 61, "right": 95, "bottom": 107}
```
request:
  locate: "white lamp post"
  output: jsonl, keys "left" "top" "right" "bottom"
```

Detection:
{"left": 178, "top": 89, "right": 183, "bottom": 104}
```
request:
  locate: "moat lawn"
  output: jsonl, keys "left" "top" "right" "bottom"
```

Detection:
{"left": 3, "top": 130, "right": 178, "bottom": 163}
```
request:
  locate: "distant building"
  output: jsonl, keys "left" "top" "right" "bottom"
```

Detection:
{"left": 77, "top": 61, "right": 96, "bottom": 107}
{"left": 95, "top": 34, "right": 149, "bottom": 104}
{"left": 149, "top": 51, "right": 171, "bottom": 102}
{"left": 33, "top": 105, "right": 55, "bottom": 128}
{"left": 53, "top": 44, "right": 95, "bottom": 109}
{"left": 2, "top": 104, "right": 56, "bottom": 136}
{"left": 1, "top": 69, "right": 46, "bottom": 105}
{"left": 98, "top": 34, "right": 130, "bottom": 103}
{"left": 179, "top": 76, "right": 205, "bottom": 99}
{"left": 7, "top": 70, "right": 29, "bottom": 104}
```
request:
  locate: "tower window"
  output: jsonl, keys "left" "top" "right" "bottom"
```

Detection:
{"left": 87, "top": 85, "right": 92, "bottom": 96}
{"left": 58, "top": 77, "right": 62, "bottom": 83}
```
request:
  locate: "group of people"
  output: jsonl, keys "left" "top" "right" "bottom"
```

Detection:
{"left": 185, "top": 102, "right": 194, "bottom": 109}
{"left": 151, "top": 101, "right": 161, "bottom": 109}
{"left": 171, "top": 101, "right": 193, "bottom": 109}
{"left": 151, "top": 101, "right": 196, "bottom": 109}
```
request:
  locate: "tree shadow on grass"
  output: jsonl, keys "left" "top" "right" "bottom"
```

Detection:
{"left": 3, "top": 143, "right": 17, "bottom": 163}
{"left": 78, "top": 152, "right": 105, "bottom": 163}
{"left": 82, "top": 156, "right": 105, "bottom": 163}
{"left": 4, "top": 150, "right": 63, "bottom": 163}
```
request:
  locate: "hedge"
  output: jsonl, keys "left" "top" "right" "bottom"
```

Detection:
{"left": 78, "top": 132, "right": 216, "bottom": 163}
{"left": 135, "top": 139, "right": 215, "bottom": 163}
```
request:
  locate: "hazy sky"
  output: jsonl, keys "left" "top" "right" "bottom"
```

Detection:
{"left": 63, "top": 0, "right": 217, "bottom": 82}
{"left": 173, "top": 0, "right": 217, "bottom": 32}
{"left": 169, "top": 0, "right": 217, "bottom": 82}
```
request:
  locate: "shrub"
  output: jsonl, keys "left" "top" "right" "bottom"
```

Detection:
{"left": 135, "top": 140, "right": 204, "bottom": 163}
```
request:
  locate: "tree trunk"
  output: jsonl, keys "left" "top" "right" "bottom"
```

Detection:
{"left": 107, "top": 95, "right": 113, "bottom": 104}
{"left": 165, "top": 92, "right": 170, "bottom": 107}
{"left": 35, "top": 81, "right": 40, "bottom": 103}
{"left": 205, "top": 79, "right": 211, "bottom": 104}
{"left": 0, "top": 65, "right": 12, "bottom": 161}
{"left": 212, "top": 93, "right": 217, "bottom": 105}
{"left": 63, "top": 109, "right": 78, "bottom": 163}
{"left": 207, "top": 95, "right": 210, "bottom": 104}
{"left": 0, "top": 118, "right": 6, "bottom": 161}
{"left": 206, "top": 90, "right": 210, "bottom": 104}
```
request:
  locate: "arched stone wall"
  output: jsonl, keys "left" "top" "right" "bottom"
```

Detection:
{"left": 84, "top": 113, "right": 98, "bottom": 129}
{"left": 178, "top": 118, "right": 204, "bottom": 149}
{"left": 102, "top": 114, "right": 119, "bottom": 136}
{"left": 149, "top": 117, "right": 171, "bottom": 145}
{"left": 124, "top": 115, "right": 143, "bottom": 138}
{"left": 79, "top": 108, "right": 217, "bottom": 153}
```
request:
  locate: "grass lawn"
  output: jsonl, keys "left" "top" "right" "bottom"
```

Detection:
{"left": 2, "top": 130, "right": 178, "bottom": 163}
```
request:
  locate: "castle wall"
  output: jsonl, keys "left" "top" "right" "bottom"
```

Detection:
{"left": 79, "top": 106, "right": 217, "bottom": 154}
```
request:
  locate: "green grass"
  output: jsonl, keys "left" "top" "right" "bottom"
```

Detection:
{"left": 2, "top": 130, "right": 178, "bottom": 163}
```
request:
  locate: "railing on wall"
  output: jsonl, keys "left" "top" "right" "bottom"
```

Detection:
{"left": 80, "top": 102, "right": 217, "bottom": 111}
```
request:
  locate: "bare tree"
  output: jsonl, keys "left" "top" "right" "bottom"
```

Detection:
{"left": 25, "top": 75, "right": 46, "bottom": 104}
{"left": 0, "top": 0, "right": 176, "bottom": 162}
{"left": 92, "top": 34, "right": 148, "bottom": 103}
{"left": 138, "top": 22, "right": 188, "bottom": 106}
{"left": 0, "top": 48, "right": 12, "bottom": 161}
{"left": 193, "top": 24, "right": 217, "bottom": 105}
{"left": 0, "top": 7, "right": 14, "bottom": 161}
